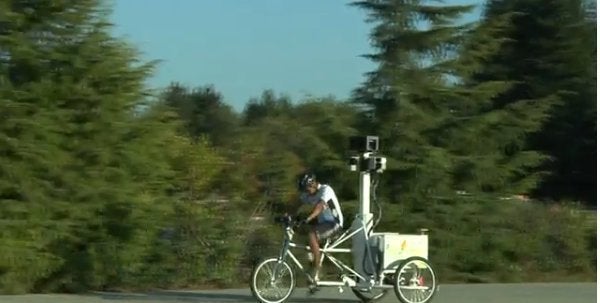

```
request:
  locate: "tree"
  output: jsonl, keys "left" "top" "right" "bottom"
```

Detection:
{"left": 0, "top": 0, "right": 188, "bottom": 292}
{"left": 434, "top": 10, "right": 557, "bottom": 196}
{"left": 349, "top": 0, "right": 574, "bottom": 281}
{"left": 350, "top": 0, "right": 476, "bottom": 203}
{"left": 128, "top": 104, "right": 243, "bottom": 287}
{"left": 242, "top": 90, "right": 290, "bottom": 123}
{"left": 477, "top": 0, "right": 596, "bottom": 205}
{"left": 162, "top": 83, "right": 240, "bottom": 147}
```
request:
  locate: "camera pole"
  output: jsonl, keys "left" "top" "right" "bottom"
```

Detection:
{"left": 359, "top": 167, "right": 371, "bottom": 218}
{"left": 348, "top": 136, "right": 386, "bottom": 285}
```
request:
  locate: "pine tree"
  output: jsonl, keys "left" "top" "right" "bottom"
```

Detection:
{"left": 0, "top": 0, "right": 194, "bottom": 292}
{"left": 478, "top": 0, "right": 596, "bottom": 205}
{"left": 350, "top": 0, "right": 475, "bottom": 204}
{"left": 349, "top": 0, "right": 570, "bottom": 281}
{"left": 435, "top": 10, "right": 557, "bottom": 196}
{"left": 161, "top": 83, "right": 240, "bottom": 147}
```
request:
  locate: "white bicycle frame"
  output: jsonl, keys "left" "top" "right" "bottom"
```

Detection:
{"left": 274, "top": 215, "right": 393, "bottom": 289}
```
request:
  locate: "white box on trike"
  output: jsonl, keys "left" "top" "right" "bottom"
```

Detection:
{"left": 369, "top": 232, "right": 429, "bottom": 272}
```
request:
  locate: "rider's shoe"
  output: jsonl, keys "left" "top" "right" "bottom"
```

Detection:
{"left": 307, "top": 272, "right": 320, "bottom": 295}
{"left": 305, "top": 267, "right": 320, "bottom": 292}
{"left": 311, "top": 266, "right": 321, "bottom": 282}
{"left": 305, "top": 277, "right": 319, "bottom": 295}
{"left": 305, "top": 268, "right": 318, "bottom": 283}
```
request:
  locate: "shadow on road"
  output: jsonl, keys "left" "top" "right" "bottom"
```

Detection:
{"left": 92, "top": 291, "right": 247, "bottom": 302}
{"left": 91, "top": 289, "right": 359, "bottom": 302}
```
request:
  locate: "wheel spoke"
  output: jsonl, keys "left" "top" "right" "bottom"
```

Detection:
{"left": 394, "top": 257, "right": 437, "bottom": 303}
{"left": 275, "top": 263, "right": 288, "bottom": 280}
{"left": 265, "top": 262, "right": 274, "bottom": 279}
{"left": 252, "top": 258, "right": 295, "bottom": 303}
{"left": 274, "top": 285, "right": 284, "bottom": 297}
{"left": 397, "top": 285, "right": 431, "bottom": 290}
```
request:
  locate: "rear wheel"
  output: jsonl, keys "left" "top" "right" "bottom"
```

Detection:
{"left": 393, "top": 256, "right": 437, "bottom": 303}
{"left": 351, "top": 287, "right": 388, "bottom": 302}
{"left": 351, "top": 275, "right": 388, "bottom": 302}
{"left": 250, "top": 257, "right": 296, "bottom": 303}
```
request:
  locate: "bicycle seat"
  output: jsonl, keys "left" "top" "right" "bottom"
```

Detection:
{"left": 331, "top": 227, "right": 344, "bottom": 240}
{"left": 322, "top": 225, "right": 344, "bottom": 246}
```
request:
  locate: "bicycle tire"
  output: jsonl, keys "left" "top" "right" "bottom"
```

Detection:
{"left": 393, "top": 256, "right": 437, "bottom": 303}
{"left": 351, "top": 287, "right": 389, "bottom": 302}
{"left": 250, "top": 257, "right": 296, "bottom": 303}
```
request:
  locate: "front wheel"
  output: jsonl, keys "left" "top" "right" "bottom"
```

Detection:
{"left": 250, "top": 257, "right": 296, "bottom": 303}
{"left": 393, "top": 256, "right": 437, "bottom": 303}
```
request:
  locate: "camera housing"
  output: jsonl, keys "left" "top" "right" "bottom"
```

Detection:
{"left": 347, "top": 135, "right": 386, "bottom": 173}
{"left": 349, "top": 135, "right": 379, "bottom": 153}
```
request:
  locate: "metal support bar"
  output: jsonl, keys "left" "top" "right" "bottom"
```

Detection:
{"left": 316, "top": 281, "right": 346, "bottom": 287}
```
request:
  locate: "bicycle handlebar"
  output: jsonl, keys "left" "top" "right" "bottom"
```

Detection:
{"left": 274, "top": 214, "right": 304, "bottom": 227}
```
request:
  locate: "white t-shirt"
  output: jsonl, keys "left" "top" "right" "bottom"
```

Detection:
{"left": 300, "top": 184, "right": 344, "bottom": 227}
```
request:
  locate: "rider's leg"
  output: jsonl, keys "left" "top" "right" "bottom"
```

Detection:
{"left": 308, "top": 222, "right": 339, "bottom": 281}
{"left": 308, "top": 227, "right": 320, "bottom": 279}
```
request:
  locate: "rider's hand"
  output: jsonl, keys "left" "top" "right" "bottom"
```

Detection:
{"left": 301, "top": 217, "right": 311, "bottom": 225}
{"left": 292, "top": 215, "right": 304, "bottom": 226}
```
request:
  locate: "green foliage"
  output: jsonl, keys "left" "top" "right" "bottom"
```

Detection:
{"left": 378, "top": 195, "right": 596, "bottom": 283}
{"left": 350, "top": 0, "right": 477, "bottom": 202}
{"left": 161, "top": 83, "right": 240, "bottom": 147}
{"left": 477, "top": 0, "right": 596, "bottom": 204}
{"left": 0, "top": 0, "right": 228, "bottom": 293}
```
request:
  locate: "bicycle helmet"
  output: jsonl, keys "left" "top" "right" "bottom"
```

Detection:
{"left": 298, "top": 171, "right": 317, "bottom": 191}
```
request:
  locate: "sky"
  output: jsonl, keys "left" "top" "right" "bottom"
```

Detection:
{"left": 108, "top": 0, "right": 483, "bottom": 112}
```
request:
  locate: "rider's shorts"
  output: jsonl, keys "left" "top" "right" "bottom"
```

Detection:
{"left": 313, "top": 221, "right": 340, "bottom": 240}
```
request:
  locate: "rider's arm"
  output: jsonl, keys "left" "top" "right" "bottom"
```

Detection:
{"left": 306, "top": 200, "right": 326, "bottom": 222}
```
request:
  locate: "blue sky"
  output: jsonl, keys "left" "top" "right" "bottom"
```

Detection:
{"left": 109, "top": 0, "right": 483, "bottom": 112}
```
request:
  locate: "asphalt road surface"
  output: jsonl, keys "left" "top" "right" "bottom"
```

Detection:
{"left": 1, "top": 283, "right": 596, "bottom": 303}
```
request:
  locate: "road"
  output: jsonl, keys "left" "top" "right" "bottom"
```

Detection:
{"left": 0, "top": 283, "right": 596, "bottom": 303}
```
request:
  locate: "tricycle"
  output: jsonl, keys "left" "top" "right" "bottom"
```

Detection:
{"left": 249, "top": 136, "right": 438, "bottom": 303}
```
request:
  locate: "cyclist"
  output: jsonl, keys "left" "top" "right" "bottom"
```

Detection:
{"left": 294, "top": 171, "right": 344, "bottom": 282}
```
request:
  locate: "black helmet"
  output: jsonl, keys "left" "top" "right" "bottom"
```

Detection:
{"left": 298, "top": 171, "right": 317, "bottom": 191}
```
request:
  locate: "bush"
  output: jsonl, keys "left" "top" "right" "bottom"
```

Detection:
{"left": 414, "top": 196, "right": 596, "bottom": 283}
